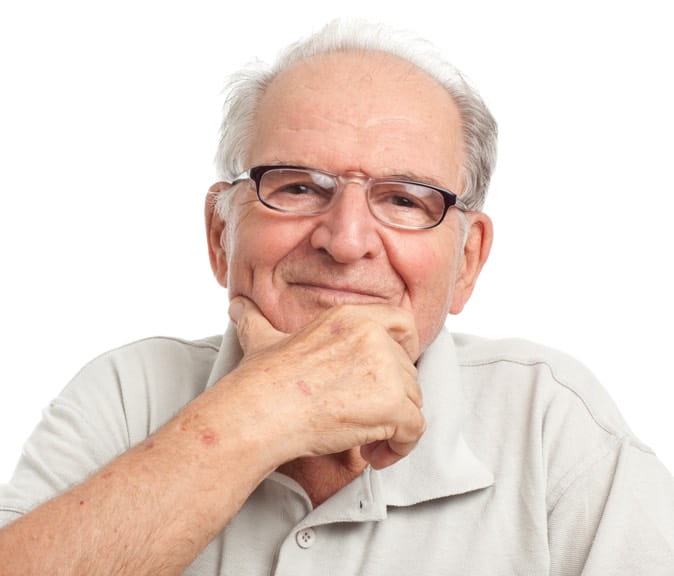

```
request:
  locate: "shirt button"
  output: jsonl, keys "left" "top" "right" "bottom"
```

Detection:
{"left": 295, "top": 527, "right": 316, "bottom": 549}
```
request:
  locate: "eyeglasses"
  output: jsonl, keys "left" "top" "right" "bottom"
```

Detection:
{"left": 231, "top": 165, "right": 467, "bottom": 230}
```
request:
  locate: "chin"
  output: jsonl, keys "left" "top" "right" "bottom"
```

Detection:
{"left": 257, "top": 302, "right": 319, "bottom": 335}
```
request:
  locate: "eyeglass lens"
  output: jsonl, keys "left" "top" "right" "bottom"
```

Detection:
{"left": 258, "top": 168, "right": 448, "bottom": 228}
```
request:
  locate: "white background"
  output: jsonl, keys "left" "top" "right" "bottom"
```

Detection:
{"left": 1, "top": 1, "right": 672, "bottom": 482}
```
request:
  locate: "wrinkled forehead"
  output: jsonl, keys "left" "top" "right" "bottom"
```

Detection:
{"left": 246, "top": 50, "right": 465, "bottom": 188}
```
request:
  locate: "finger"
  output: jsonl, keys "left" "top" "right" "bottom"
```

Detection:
{"left": 350, "top": 304, "right": 420, "bottom": 362}
{"left": 229, "top": 296, "right": 285, "bottom": 356}
{"left": 360, "top": 439, "right": 417, "bottom": 469}
{"left": 360, "top": 405, "right": 426, "bottom": 469}
{"left": 388, "top": 324, "right": 420, "bottom": 365}
{"left": 360, "top": 441, "right": 393, "bottom": 468}
{"left": 405, "top": 377, "right": 423, "bottom": 410}
{"left": 386, "top": 343, "right": 422, "bottom": 408}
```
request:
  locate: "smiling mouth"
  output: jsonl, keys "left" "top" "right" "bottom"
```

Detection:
{"left": 289, "top": 282, "right": 389, "bottom": 303}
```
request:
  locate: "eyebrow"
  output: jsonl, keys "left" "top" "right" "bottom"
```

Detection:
{"left": 268, "top": 161, "right": 449, "bottom": 191}
{"left": 384, "top": 172, "right": 447, "bottom": 188}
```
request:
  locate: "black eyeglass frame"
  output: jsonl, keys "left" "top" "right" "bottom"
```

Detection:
{"left": 231, "top": 164, "right": 468, "bottom": 230}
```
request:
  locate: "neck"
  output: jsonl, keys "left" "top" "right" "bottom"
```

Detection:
{"left": 277, "top": 448, "right": 368, "bottom": 508}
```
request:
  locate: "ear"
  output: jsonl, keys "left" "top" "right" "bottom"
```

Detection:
{"left": 205, "top": 182, "right": 231, "bottom": 288}
{"left": 449, "top": 212, "right": 493, "bottom": 315}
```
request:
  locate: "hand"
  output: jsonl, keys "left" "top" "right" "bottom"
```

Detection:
{"left": 227, "top": 296, "right": 425, "bottom": 469}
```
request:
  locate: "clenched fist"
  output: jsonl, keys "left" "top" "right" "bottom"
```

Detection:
{"left": 227, "top": 296, "right": 426, "bottom": 470}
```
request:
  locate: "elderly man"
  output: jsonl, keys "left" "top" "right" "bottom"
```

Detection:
{"left": 1, "top": 20, "right": 673, "bottom": 575}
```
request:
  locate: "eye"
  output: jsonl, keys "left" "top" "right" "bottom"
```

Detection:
{"left": 261, "top": 173, "right": 334, "bottom": 212}
{"left": 277, "top": 183, "right": 324, "bottom": 196}
{"left": 386, "top": 193, "right": 425, "bottom": 209}
{"left": 270, "top": 182, "right": 333, "bottom": 204}
{"left": 374, "top": 188, "right": 428, "bottom": 212}
{"left": 370, "top": 183, "right": 445, "bottom": 227}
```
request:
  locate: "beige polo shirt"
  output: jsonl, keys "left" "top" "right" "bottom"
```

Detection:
{"left": 1, "top": 327, "right": 673, "bottom": 574}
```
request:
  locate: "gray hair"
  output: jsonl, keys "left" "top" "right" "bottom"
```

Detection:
{"left": 215, "top": 19, "right": 497, "bottom": 211}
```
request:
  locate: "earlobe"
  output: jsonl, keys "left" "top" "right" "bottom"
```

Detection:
{"left": 449, "top": 212, "right": 493, "bottom": 314}
{"left": 205, "top": 182, "right": 231, "bottom": 288}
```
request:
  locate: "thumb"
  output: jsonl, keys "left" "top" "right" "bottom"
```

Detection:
{"left": 228, "top": 296, "right": 285, "bottom": 356}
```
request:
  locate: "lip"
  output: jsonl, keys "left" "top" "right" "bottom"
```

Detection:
{"left": 289, "top": 281, "right": 390, "bottom": 302}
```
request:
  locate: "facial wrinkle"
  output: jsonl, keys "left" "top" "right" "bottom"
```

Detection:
{"left": 279, "top": 247, "right": 406, "bottom": 302}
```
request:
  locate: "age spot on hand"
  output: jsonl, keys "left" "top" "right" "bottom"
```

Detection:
{"left": 296, "top": 380, "right": 312, "bottom": 396}
{"left": 330, "top": 320, "right": 343, "bottom": 335}
{"left": 180, "top": 412, "right": 201, "bottom": 432}
{"left": 198, "top": 428, "right": 219, "bottom": 447}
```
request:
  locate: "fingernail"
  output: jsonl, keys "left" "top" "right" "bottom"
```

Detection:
{"left": 228, "top": 299, "right": 243, "bottom": 324}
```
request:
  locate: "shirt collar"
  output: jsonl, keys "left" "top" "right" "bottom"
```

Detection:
{"left": 206, "top": 323, "right": 493, "bottom": 508}
{"left": 205, "top": 322, "right": 242, "bottom": 389}
{"left": 376, "top": 328, "right": 493, "bottom": 506}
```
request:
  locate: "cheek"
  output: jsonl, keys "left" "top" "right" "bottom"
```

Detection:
{"left": 393, "top": 238, "right": 457, "bottom": 300}
{"left": 226, "top": 211, "right": 309, "bottom": 295}
{"left": 387, "top": 237, "right": 459, "bottom": 347}
{"left": 407, "top": 257, "right": 455, "bottom": 319}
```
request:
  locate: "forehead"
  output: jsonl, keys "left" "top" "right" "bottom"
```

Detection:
{"left": 247, "top": 50, "right": 465, "bottom": 188}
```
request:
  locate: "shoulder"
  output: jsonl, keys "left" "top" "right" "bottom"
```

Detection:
{"left": 450, "top": 333, "right": 660, "bottom": 509}
{"left": 453, "top": 332, "right": 602, "bottom": 393}
{"left": 57, "top": 334, "right": 224, "bottom": 443}
{"left": 0, "top": 335, "right": 225, "bottom": 522}
{"left": 81, "top": 334, "right": 222, "bottom": 367}
{"left": 452, "top": 332, "right": 644, "bottom": 447}
{"left": 68, "top": 334, "right": 222, "bottom": 390}
{"left": 455, "top": 331, "right": 598, "bottom": 379}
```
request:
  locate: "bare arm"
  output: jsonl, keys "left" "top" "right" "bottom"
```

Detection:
{"left": 0, "top": 372, "right": 283, "bottom": 575}
{"left": 0, "top": 299, "right": 424, "bottom": 574}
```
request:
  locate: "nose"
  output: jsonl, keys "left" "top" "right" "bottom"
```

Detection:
{"left": 309, "top": 182, "right": 384, "bottom": 263}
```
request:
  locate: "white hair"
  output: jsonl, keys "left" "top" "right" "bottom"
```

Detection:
{"left": 215, "top": 19, "right": 497, "bottom": 212}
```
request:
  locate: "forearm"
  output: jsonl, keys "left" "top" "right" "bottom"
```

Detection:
{"left": 0, "top": 302, "right": 424, "bottom": 573}
{"left": 0, "top": 378, "right": 281, "bottom": 575}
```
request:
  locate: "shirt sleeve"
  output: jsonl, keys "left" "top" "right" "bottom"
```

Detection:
{"left": 0, "top": 352, "right": 131, "bottom": 527}
{"left": 0, "top": 336, "right": 218, "bottom": 528}
{"left": 548, "top": 438, "right": 674, "bottom": 575}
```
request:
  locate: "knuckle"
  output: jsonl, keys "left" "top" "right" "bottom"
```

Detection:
{"left": 360, "top": 324, "right": 386, "bottom": 348}
{"left": 415, "top": 410, "right": 427, "bottom": 435}
{"left": 399, "top": 405, "right": 426, "bottom": 440}
{"left": 236, "top": 316, "right": 254, "bottom": 346}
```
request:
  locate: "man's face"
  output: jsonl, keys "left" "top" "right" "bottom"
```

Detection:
{"left": 209, "top": 51, "right": 491, "bottom": 352}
